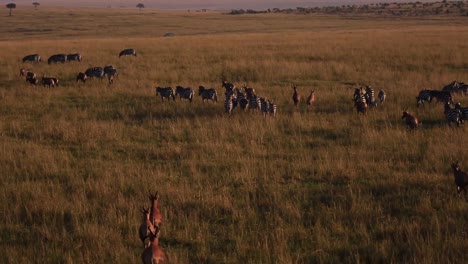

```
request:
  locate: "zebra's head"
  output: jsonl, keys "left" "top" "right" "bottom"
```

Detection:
{"left": 451, "top": 162, "right": 461, "bottom": 172}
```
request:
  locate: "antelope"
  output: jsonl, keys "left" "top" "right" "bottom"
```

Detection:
{"left": 141, "top": 225, "right": 166, "bottom": 264}
{"left": 291, "top": 83, "right": 301, "bottom": 107}
{"left": 149, "top": 191, "right": 163, "bottom": 227}
{"left": 401, "top": 107, "right": 420, "bottom": 129}
{"left": 306, "top": 90, "right": 315, "bottom": 108}
{"left": 451, "top": 162, "right": 468, "bottom": 199}
{"left": 139, "top": 207, "right": 156, "bottom": 248}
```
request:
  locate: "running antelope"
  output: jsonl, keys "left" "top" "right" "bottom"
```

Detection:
{"left": 291, "top": 83, "right": 301, "bottom": 107}
{"left": 141, "top": 225, "right": 166, "bottom": 264}
{"left": 149, "top": 191, "right": 163, "bottom": 227}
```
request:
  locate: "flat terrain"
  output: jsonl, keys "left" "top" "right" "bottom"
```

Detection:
{"left": 0, "top": 7, "right": 467, "bottom": 263}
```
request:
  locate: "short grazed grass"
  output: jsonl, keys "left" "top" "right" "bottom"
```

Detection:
{"left": 0, "top": 7, "right": 467, "bottom": 264}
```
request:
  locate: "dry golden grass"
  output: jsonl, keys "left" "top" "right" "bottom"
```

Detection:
{"left": 0, "top": 7, "right": 467, "bottom": 263}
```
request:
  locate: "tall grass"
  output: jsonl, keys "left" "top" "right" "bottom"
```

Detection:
{"left": 0, "top": 8, "right": 467, "bottom": 263}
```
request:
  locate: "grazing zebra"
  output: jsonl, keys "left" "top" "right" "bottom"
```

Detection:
{"left": 401, "top": 107, "right": 420, "bottom": 129}
{"left": 198, "top": 86, "right": 218, "bottom": 102}
{"left": 26, "top": 72, "right": 38, "bottom": 85}
{"left": 291, "top": 83, "right": 301, "bottom": 107}
{"left": 378, "top": 89, "right": 386, "bottom": 105}
{"left": 306, "top": 90, "right": 315, "bottom": 108}
{"left": 235, "top": 88, "right": 249, "bottom": 111}
{"left": 76, "top": 72, "right": 87, "bottom": 83}
{"left": 260, "top": 97, "right": 270, "bottom": 117}
{"left": 104, "top": 65, "right": 118, "bottom": 84}
{"left": 155, "top": 86, "right": 176, "bottom": 102}
{"left": 47, "top": 54, "right": 67, "bottom": 64}
{"left": 41, "top": 77, "right": 57, "bottom": 88}
{"left": 22, "top": 54, "right": 41, "bottom": 63}
{"left": 454, "top": 103, "right": 468, "bottom": 123}
{"left": 224, "top": 94, "right": 236, "bottom": 115}
{"left": 269, "top": 100, "right": 277, "bottom": 117}
{"left": 365, "top": 86, "right": 377, "bottom": 107}
{"left": 85, "top": 67, "right": 105, "bottom": 79}
{"left": 353, "top": 88, "right": 367, "bottom": 114}
{"left": 416, "top": 89, "right": 433, "bottom": 107}
{"left": 222, "top": 80, "right": 235, "bottom": 98}
{"left": 444, "top": 102, "right": 462, "bottom": 127}
{"left": 66, "top": 53, "right": 82, "bottom": 62}
{"left": 119, "top": 48, "right": 137, "bottom": 58}
{"left": 247, "top": 94, "right": 261, "bottom": 112}
{"left": 443, "top": 81, "right": 468, "bottom": 96}
{"left": 243, "top": 84, "right": 256, "bottom": 98}
{"left": 175, "top": 86, "right": 194, "bottom": 102}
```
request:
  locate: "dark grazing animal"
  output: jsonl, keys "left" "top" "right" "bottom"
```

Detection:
{"left": 104, "top": 65, "right": 118, "bottom": 84}
{"left": 451, "top": 162, "right": 468, "bottom": 199}
{"left": 175, "top": 86, "right": 194, "bottom": 102}
{"left": 444, "top": 102, "right": 461, "bottom": 127}
{"left": 155, "top": 86, "right": 176, "bottom": 102}
{"left": 431, "top": 90, "right": 453, "bottom": 105}
{"left": 47, "top": 54, "right": 67, "bottom": 64}
{"left": 76, "top": 72, "right": 87, "bottom": 83}
{"left": 26, "top": 72, "right": 38, "bottom": 85}
{"left": 119, "top": 48, "right": 137, "bottom": 58}
{"left": 443, "top": 81, "right": 468, "bottom": 96}
{"left": 22, "top": 54, "right": 41, "bottom": 63}
{"left": 291, "top": 83, "right": 301, "bottom": 107}
{"left": 401, "top": 107, "right": 419, "bottom": 129}
{"left": 416, "top": 89, "right": 433, "bottom": 107}
{"left": 378, "top": 89, "right": 386, "bottom": 105}
{"left": 66, "top": 53, "right": 82, "bottom": 62}
{"left": 41, "top": 77, "right": 57, "bottom": 88}
{"left": 84, "top": 67, "right": 105, "bottom": 79}
{"left": 198, "top": 86, "right": 218, "bottom": 102}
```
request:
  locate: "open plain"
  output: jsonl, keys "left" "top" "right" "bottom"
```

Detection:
{"left": 0, "top": 6, "right": 467, "bottom": 263}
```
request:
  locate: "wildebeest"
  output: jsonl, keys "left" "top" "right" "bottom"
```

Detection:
{"left": 22, "top": 54, "right": 41, "bottom": 63}
{"left": 119, "top": 48, "right": 137, "bottom": 58}
{"left": 47, "top": 54, "right": 67, "bottom": 64}
{"left": 66, "top": 53, "right": 82, "bottom": 62}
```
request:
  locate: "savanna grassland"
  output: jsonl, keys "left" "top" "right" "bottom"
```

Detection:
{"left": 0, "top": 6, "right": 468, "bottom": 264}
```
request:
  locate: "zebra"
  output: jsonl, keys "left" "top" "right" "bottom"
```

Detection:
{"left": 26, "top": 72, "right": 38, "bottom": 85}
{"left": 85, "top": 67, "right": 105, "bottom": 79}
{"left": 198, "top": 86, "right": 218, "bottom": 102}
{"left": 155, "top": 86, "right": 176, "bottom": 102}
{"left": 416, "top": 89, "right": 433, "bottom": 107}
{"left": 22, "top": 54, "right": 41, "bottom": 63}
{"left": 47, "top": 54, "right": 67, "bottom": 64}
{"left": 247, "top": 94, "right": 261, "bottom": 112}
{"left": 291, "top": 83, "right": 301, "bottom": 107}
{"left": 175, "top": 86, "right": 194, "bottom": 102}
{"left": 235, "top": 88, "right": 249, "bottom": 111}
{"left": 259, "top": 97, "right": 270, "bottom": 117}
{"left": 268, "top": 100, "right": 277, "bottom": 117}
{"left": 41, "top": 77, "right": 57, "bottom": 88}
{"left": 104, "top": 65, "right": 118, "bottom": 84}
{"left": 443, "top": 81, "right": 468, "bottom": 96}
{"left": 76, "top": 72, "right": 87, "bottom": 83}
{"left": 365, "top": 86, "right": 377, "bottom": 107}
{"left": 224, "top": 93, "right": 236, "bottom": 115}
{"left": 66, "top": 53, "right": 82, "bottom": 62}
{"left": 353, "top": 88, "right": 367, "bottom": 114}
{"left": 119, "top": 48, "right": 137, "bottom": 58}
{"left": 444, "top": 102, "right": 462, "bottom": 127}
{"left": 454, "top": 103, "right": 468, "bottom": 124}
{"left": 431, "top": 90, "right": 453, "bottom": 105}
{"left": 378, "top": 89, "right": 386, "bottom": 105}
{"left": 222, "top": 80, "right": 235, "bottom": 98}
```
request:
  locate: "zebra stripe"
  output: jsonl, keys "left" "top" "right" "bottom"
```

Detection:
{"left": 269, "top": 100, "right": 277, "bottom": 117}
{"left": 248, "top": 95, "right": 261, "bottom": 112}
{"left": 41, "top": 77, "right": 57, "bottom": 88}
{"left": 85, "top": 67, "right": 105, "bottom": 78}
{"left": 416, "top": 89, "right": 432, "bottom": 107}
{"left": 26, "top": 72, "right": 38, "bottom": 85}
{"left": 66, "top": 53, "right": 82, "bottom": 62}
{"left": 444, "top": 103, "right": 462, "bottom": 126}
{"left": 119, "top": 48, "right": 137, "bottom": 58}
{"left": 353, "top": 88, "right": 367, "bottom": 114}
{"left": 234, "top": 89, "right": 248, "bottom": 111}
{"left": 47, "top": 54, "right": 67, "bottom": 64}
{"left": 224, "top": 94, "right": 236, "bottom": 115}
{"left": 260, "top": 97, "right": 270, "bottom": 117}
{"left": 365, "top": 86, "right": 377, "bottom": 107}
{"left": 455, "top": 103, "right": 468, "bottom": 123}
{"left": 104, "top": 65, "right": 118, "bottom": 84}
{"left": 175, "top": 86, "right": 194, "bottom": 102}
{"left": 198, "top": 86, "right": 218, "bottom": 102}
{"left": 155, "top": 87, "right": 175, "bottom": 101}
{"left": 22, "top": 54, "right": 41, "bottom": 63}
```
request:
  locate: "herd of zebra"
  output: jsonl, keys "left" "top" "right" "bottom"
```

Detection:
{"left": 155, "top": 81, "right": 278, "bottom": 117}
{"left": 352, "top": 85, "right": 386, "bottom": 114}
{"left": 20, "top": 48, "right": 137, "bottom": 87}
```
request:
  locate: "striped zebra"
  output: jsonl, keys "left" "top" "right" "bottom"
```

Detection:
{"left": 235, "top": 88, "right": 249, "bottom": 111}
{"left": 454, "top": 103, "right": 468, "bottom": 123}
{"left": 365, "top": 86, "right": 377, "bottom": 107}
{"left": 259, "top": 97, "right": 270, "bottom": 117}
{"left": 268, "top": 100, "right": 277, "bottom": 117}
{"left": 66, "top": 53, "right": 82, "bottom": 62}
{"left": 47, "top": 54, "right": 67, "bottom": 64}
{"left": 444, "top": 102, "right": 462, "bottom": 127}
{"left": 378, "top": 89, "right": 386, "bottom": 105}
{"left": 155, "top": 86, "right": 176, "bottom": 102}
{"left": 416, "top": 89, "right": 433, "bottom": 107}
{"left": 85, "top": 67, "right": 105, "bottom": 79}
{"left": 104, "top": 65, "right": 118, "bottom": 84}
{"left": 22, "top": 54, "right": 41, "bottom": 63}
{"left": 26, "top": 72, "right": 38, "bottom": 85}
{"left": 76, "top": 72, "right": 87, "bottom": 83}
{"left": 222, "top": 80, "right": 235, "bottom": 98}
{"left": 224, "top": 93, "right": 236, "bottom": 115}
{"left": 175, "top": 86, "right": 194, "bottom": 102}
{"left": 119, "top": 48, "right": 137, "bottom": 58}
{"left": 198, "top": 86, "right": 218, "bottom": 102}
{"left": 353, "top": 88, "right": 367, "bottom": 114}
{"left": 247, "top": 94, "right": 261, "bottom": 112}
{"left": 41, "top": 77, "right": 57, "bottom": 88}
{"left": 443, "top": 81, "right": 468, "bottom": 96}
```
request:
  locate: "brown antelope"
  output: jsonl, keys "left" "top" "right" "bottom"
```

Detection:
{"left": 401, "top": 107, "right": 419, "bottom": 129}
{"left": 149, "top": 191, "right": 163, "bottom": 227}
{"left": 306, "top": 90, "right": 315, "bottom": 108}
{"left": 291, "top": 83, "right": 301, "bottom": 107}
{"left": 141, "top": 225, "right": 166, "bottom": 264}
{"left": 451, "top": 162, "right": 468, "bottom": 199}
{"left": 139, "top": 207, "right": 156, "bottom": 248}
